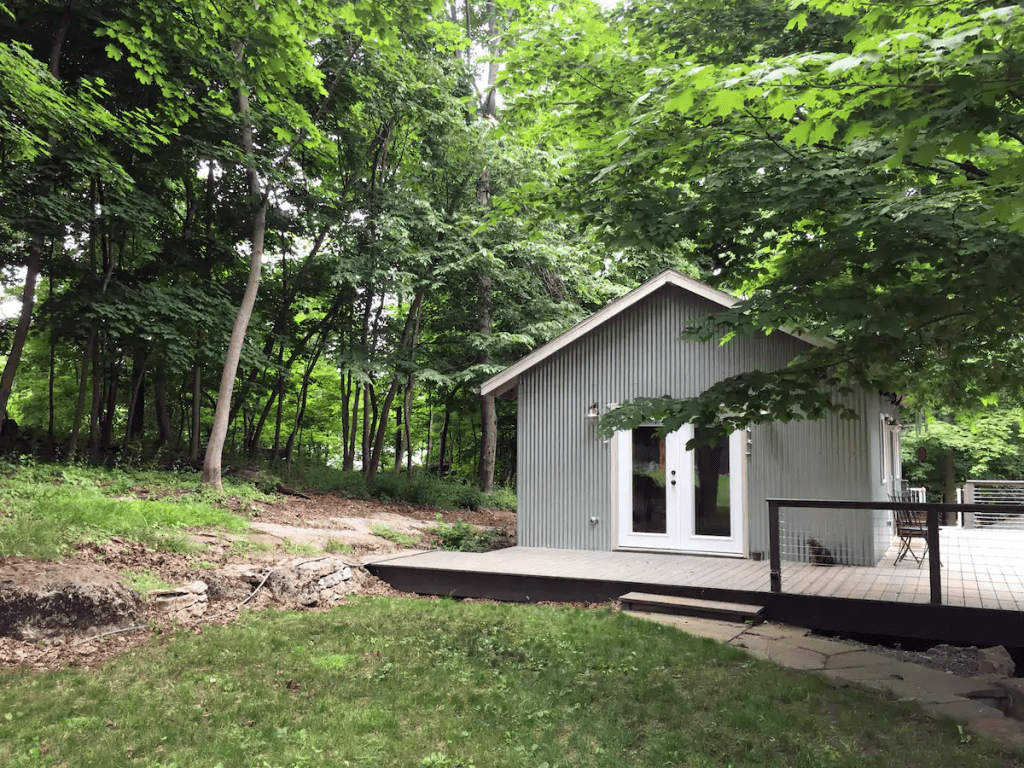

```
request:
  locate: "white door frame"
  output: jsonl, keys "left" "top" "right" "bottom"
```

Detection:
{"left": 614, "top": 425, "right": 745, "bottom": 555}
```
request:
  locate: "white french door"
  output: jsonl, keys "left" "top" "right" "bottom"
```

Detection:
{"left": 615, "top": 425, "right": 744, "bottom": 554}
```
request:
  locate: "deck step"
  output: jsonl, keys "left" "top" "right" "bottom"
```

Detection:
{"left": 619, "top": 592, "right": 765, "bottom": 624}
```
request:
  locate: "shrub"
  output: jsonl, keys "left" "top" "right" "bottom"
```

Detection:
{"left": 450, "top": 483, "right": 484, "bottom": 512}
{"left": 366, "top": 473, "right": 484, "bottom": 511}
{"left": 284, "top": 463, "right": 368, "bottom": 497}
{"left": 429, "top": 518, "right": 496, "bottom": 552}
{"left": 486, "top": 486, "right": 517, "bottom": 511}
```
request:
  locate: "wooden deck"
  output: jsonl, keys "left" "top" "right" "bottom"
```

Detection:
{"left": 366, "top": 534, "right": 1024, "bottom": 646}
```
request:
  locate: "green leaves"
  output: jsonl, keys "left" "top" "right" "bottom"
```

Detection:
{"left": 709, "top": 90, "right": 745, "bottom": 117}
{"left": 664, "top": 89, "right": 694, "bottom": 114}
{"left": 501, "top": 0, "right": 1024, "bottom": 433}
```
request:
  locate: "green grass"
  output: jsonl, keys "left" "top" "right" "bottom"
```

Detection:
{"left": 369, "top": 522, "right": 421, "bottom": 548}
{"left": 280, "top": 538, "right": 321, "bottom": 557}
{"left": 0, "top": 599, "right": 1015, "bottom": 767}
{"left": 120, "top": 569, "right": 176, "bottom": 597}
{"left": 323, "top": 538, "right": 354, "bottom": 555}
{"left": 226, "top": 537, "right": 273, "bottom": 557}
{"left": 0, "top": 461, "right": 250, "bottom": 559}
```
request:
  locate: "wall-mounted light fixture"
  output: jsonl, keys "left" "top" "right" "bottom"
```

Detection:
{"left": 586, "top": 403, "right": 600, "bottom": 421}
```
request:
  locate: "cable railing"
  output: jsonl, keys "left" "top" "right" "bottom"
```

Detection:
{"left": 964, "top": 481, "right": 1024, "bottom": 530}
{"left": 767, "top": 499, "right": 1024, "bottom": 608}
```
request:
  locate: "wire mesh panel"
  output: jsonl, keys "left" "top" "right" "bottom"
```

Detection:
{"left": 964, "top": 481, "right": 1024, "bottom": 530}
{"left": 938, "top": 527, "right": 1024, "bottom": 610}
{"left": 770, "top": 499, "right": 1024, "bottom": 611}
{"left": 778, "top": 507, "right": 887, "bottom": 567}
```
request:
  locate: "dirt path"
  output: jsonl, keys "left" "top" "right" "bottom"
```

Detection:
{"left": 0, "top": 493, "right": 515, "bottom": 672}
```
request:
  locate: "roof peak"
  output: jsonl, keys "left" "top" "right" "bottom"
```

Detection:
{"left": 480, "top": 270, "right": 823, "bottom": 399}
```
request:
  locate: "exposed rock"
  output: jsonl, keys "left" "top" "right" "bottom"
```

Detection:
{"left": 206, "top": 556, "right": 354, "bottom": 606}
{"left": 995, "top": 679, "right": 1024, "bottom": 721}
{"left": 0, "top": 562, "right": 143, "bottom": 640}
{"left": 926, "top": 643, "right": 966, "bottom": 657}
{"left": 148, "top": 580, "right": 209, "bottom": 620}
{"left": 962, "top": 683, "right": 1010, "bottom": 712}
{"left": 978, "top": 645, "right": 1016, "bottom": 676}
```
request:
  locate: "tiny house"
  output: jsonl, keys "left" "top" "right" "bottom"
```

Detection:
{"left": 481, "top": 270, "right": 901, "bottom": 565}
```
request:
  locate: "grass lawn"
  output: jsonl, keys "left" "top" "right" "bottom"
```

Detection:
{"left": 0, "top": 461, "right": 255, "bottom": 559}
{"left": 0, "top": 598, "right": 1016, "bottom": 767}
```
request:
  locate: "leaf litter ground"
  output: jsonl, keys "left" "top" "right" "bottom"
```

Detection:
{"left": 0, "top": 492, "right": 514, "bottom": 673}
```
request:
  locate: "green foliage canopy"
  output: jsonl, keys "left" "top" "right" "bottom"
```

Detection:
{"left": 506, "top": 0, "right": 1024, "bottom": 439}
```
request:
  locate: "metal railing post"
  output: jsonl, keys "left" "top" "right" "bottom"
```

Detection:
{"left": 768, "top": 500, "right": 781, "bottom": 594}
{"left": 928, "top": 507, "right": 941, "bottom": 605}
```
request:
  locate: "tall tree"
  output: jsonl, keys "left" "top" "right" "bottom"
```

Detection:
{"left": 506, "top": 0, "right": 1024, "bottom": 440}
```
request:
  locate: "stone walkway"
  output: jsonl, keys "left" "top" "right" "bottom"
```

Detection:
{"left": 623, "top": 611, "right": 1024, "bottom": 750}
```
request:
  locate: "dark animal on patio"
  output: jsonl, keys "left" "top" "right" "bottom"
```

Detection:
{"left": 807, "top": 538, "right": 837, "bottom": 566}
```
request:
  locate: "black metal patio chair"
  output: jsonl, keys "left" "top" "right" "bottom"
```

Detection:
{"left": 890, "top": 492, "right": 929, "bottom": 567}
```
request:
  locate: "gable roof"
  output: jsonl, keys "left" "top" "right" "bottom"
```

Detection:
{"left": 480, "top": 269, "right": 829, "bottom": 399}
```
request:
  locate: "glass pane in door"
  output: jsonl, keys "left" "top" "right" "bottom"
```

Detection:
{"left": 693, "top": 429, "right": 730, "bottom": 537}
{"left": 632, "top": 426, "right": 666, "bottom": 533}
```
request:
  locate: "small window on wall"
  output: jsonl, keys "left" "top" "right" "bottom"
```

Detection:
{"left": 879, "top": 414, "right": 901, "bottom": 486}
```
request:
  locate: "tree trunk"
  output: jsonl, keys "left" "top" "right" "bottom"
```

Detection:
{"left": 88, "top": 338, "right": 103, "bottom": 461}
{"left": 190, "top": 365, "right": 202, "bottom": 461}
{"left": 284, "top": 343, "right": 324, "bottom": 461}
{"left": 941, "top": 447, "right": 958, "bottom": 524}
{"left": 227, "top": 225, "right": 333, "bottom": 427}
{"left": 340, "top": 370, "right": 351, "bottom": 466}
{"left": 404, "top": 375, "right": 414, "bottom": 473}
{"left": 68, "top": 335, "right": 94, "bottom": 457}
{"left": 473, "top": 152, "right": 497, "bottom": 494}
{"left": 362, "top": 384, "right": 371, "bottom": 470}
{"left": 367, "top": 377, "right": 402, "bottom": 482}
{"left": 424, "top": 403, "right": 434, "bottom": 469}
{"left": 0, "top": 8, "right": 74, "bottom": 424}
{"left": 455, "top": 410, "right": 463, "bottom": 469}
{"left": 122, "top": 359, "right": 147, "bottom": 454}
{"left": 249, "top": 343, "right": 284, "bottom": 455}
{"left": 100, "top": 354, "right": 118, "bottom": 450}
{"left": 250, "top": 374, "right": 281, "bottom": 455}
{"left": 154, "top": 363, "right": 174, "bottom": 445}
{"left": 0, "top": 240, "right": 42, "bottom": 423}
{"left": 345, "top": 381, "right": 360, "bottom": 471}
{"left": 47, "top": 322, "right": 55, "bottom": 439}
{"left": 272, "top": 373, "right": 286, "bottom": 458}
{"left": 394, "top": 402, "right": 404, "bottom": 471}
{"left": 475, "top": 1, "right": 501, "bottom": 494}
{"left": 437, "top": 398, "right": 451, "bottom": 475}
{"left": 366, "top": 293, "right": 423, "bottom": 482}
{"left": 283, "top": 378, "right": 310, "bottom": 463}
{"left": 477, "top": 272, "right": 497, "bottom": 493}
{"left": 203, "top": 57, "right": 268, "bottom": 489}
{"left": 131, "top": 367, "right": 146, "bottom": 439}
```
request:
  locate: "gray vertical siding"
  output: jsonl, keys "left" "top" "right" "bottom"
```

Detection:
{"left": 751, "top": 389, "right": 889, "bottom": 564}
{"left": 517, "top": 285, "right": 891, "bottom": 561}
